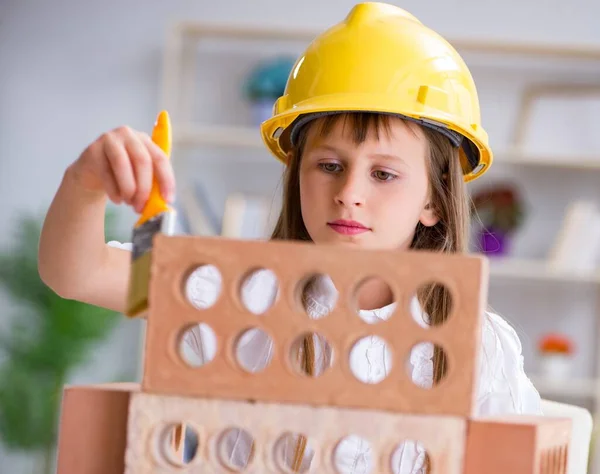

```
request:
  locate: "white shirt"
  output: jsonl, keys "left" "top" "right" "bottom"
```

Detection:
{"left": 110, "top": 240, "right": 542, "bottom": 473}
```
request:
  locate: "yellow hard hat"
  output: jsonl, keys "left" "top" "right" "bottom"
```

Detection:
{"left": 260, "top": 2, "right": 492, "bottom": 182}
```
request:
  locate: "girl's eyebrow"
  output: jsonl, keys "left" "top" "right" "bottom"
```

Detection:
{"left": 309, "top": 144, "right": 407, "bottom": 165}
{"left": 368, "top": 153, "right": 406, "bottom": 164}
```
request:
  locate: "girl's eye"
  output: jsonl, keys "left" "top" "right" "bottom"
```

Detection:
{"left": 373, "top": 170, "right": 397, "bottom": 181}
{"left": 319, "top": 163, "right": 342, "bottom": 173}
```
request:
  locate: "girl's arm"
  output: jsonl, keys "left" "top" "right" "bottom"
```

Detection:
{"left": 38, "top": 164, "right": 131, "bottom": 312}
{"left": 38, "top": 125, "right": 175, "bottom": 313}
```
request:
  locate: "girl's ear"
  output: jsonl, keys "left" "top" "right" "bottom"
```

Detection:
{"left": 419, "top": 201, "right": 440, "bottom": 227}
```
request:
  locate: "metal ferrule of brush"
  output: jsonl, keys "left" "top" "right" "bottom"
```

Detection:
{"left": 160, "top": 210, "right": 177, "bottom": 236}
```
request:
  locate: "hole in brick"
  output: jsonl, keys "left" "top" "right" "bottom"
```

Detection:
{"left": 349, "top": 336, "right": 392, "bottom": 384}
{"left": 352, "top": 276, "right": 395, "bottom": 323}
{"left": 184, "top": 264, "right": 222, "bottom": 309}
{"left": 235, "top": 327, "right": 274, "bottom": 372}
{"left": 217, "top": 427, "right": 255, "bottom": 471}
{"left": 406, "top": 342, "right": 449, "bottom": 388}
{"left": 273, "top": 432, "right": 315, "bottom": 473}
{"left": 389, "top": 440, "right": 431, "bottom": 472}
{"left": 156, "top": 422, "right": 199, "bottom": 467}
{"left": 332, "top": 435, "right": 373, "bottom": 473}
{"left": 297, "top": 273, "right": 338, "bottom": 319}
{"left": 410, "top": 281, "right": 454, "bottom": 327}
{"left": 179, "top": 323, "right": 217, "bottom": 368}
{"left": 289, "top": 332, "right": 334, "bottom": 377}
{"left": 240, "top": 267, "right": 279, "bottom": 314}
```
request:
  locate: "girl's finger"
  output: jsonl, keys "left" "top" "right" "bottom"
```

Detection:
{"left": 103, "top": 129, "right": 136, "bottom": 204}
{"left": 138, "top": 132, "right": 176, "bottom": 203}
{"left": 98, "top": 157, "right": 122, "bottom": 204}
{"left": 125, "top": 133, "right": 153, "bottom": 213}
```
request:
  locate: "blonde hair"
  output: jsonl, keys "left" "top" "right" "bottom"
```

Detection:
{"left": 270, "top": 112, "right": 470, "bottom": 471}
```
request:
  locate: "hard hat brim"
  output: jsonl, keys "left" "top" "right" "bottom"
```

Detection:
{"left": 261, "top": 100, "right": 491, "bottom": 182}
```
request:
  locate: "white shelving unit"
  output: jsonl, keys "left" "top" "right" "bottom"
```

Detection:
{"left": 531, "top": 376, "right": 600, "bottom": 399}
{"left": 490, "top": 258, "right": 600, "bottom": 284}
{"left": 174, "top": 124, "right": 263, "bottom": 150}
{"left": 498, "top": 150, "right": 600, "bottom": 171}
{"left": 158, "top": 20, "right": 600, "bottom": 473}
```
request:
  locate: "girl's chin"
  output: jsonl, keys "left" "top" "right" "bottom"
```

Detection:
{"left": 313, "top": 233, "right": 371, "bottom": 246}
{"left": 313, "top": 232, "right": 409, "bottom": 251}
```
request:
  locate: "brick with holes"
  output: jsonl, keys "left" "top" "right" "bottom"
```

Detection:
{"left": 124, "top": 389, "right": 467, "bottom": 474}
{"left": 141, "top": 234, "right": 488, "bottom": 418}
{"left": 55, "top": 382, "right": 572, "bottom": 474}
{"left": 465, "top": 415, "right": 572, "bottom": 474}
{"left": 55, "top": 383, "right": 136, "bottom": 474}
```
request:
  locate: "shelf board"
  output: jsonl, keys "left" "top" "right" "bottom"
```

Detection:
{"left": 495, "top": 149, "right": 600, "bottom": 170}
{"left": 173, "top": 125, "right": 600, "bottom": 171}
{"left": 174, "top": 124, "right": 264, "bottom": 148}
{"left": 530, "top": 375, "right": 599, "bottom": 398}
{"left": 488, "top": 257, "right": 600, "bottom": 284}
{"left": 173, "top": 20, "right": 600, "bottom": 61}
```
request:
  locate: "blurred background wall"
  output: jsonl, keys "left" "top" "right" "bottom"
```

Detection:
{"left": 2, "top": 0, "right": 600, "bottom": 472}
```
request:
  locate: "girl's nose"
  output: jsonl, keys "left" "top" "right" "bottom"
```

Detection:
{"left": 334, "top": 171, "right": 366, "bottom": 207}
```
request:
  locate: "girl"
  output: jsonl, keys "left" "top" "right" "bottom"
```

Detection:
{"left": 38, "top": 2, "right": 542, "bottom": 473}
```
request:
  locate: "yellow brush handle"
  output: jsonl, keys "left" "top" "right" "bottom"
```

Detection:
{"left": 135, "top": 110, "right": 172, "bottom": 227}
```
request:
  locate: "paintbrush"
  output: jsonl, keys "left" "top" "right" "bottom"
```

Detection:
{"left": 125, "top": 110, "right": 176, "bottom": 317}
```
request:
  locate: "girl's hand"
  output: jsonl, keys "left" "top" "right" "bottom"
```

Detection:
{"left": 71, "top": 125, "right": 175, "bottom": 213}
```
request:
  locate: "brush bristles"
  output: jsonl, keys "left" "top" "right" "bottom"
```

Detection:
{"left": 125, "top": 251, "right": 153, "bottom": 317}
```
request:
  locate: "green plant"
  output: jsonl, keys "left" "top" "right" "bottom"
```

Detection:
{"left": 471, "top": 183, "right": 526, "bottom": 235}
{"left": 0, "top": 211, "right": 123, "bottom": 473}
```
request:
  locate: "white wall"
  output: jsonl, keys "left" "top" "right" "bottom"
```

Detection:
{"left": 2, "top": 0, "right": 600, "bottom": 471}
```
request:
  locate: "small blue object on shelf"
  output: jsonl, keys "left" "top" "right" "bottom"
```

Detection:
{"left": 243, "top": 56, "right": 296, "bottom": 125}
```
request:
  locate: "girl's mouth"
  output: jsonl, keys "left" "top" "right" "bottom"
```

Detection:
{"left": 327, "top": 219, "right": 371, "bottom": 235}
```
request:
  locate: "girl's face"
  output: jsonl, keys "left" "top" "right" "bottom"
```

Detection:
{"left": 299, "top": 117, "right": 439, "bottom": 250}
